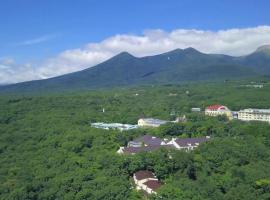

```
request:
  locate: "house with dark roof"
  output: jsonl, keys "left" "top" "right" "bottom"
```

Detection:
{"left": 143, "top": 180, "right": 162, "bottom": 194}
{"left": 129, "top": 135, "right": 165, "bottom": 147}
{"left": 133, "top": 170, "right": 162, "bottom": 194}
{"left": 117, "top": 135, "right": 210, "bottom": 154}
{"left": 117, "top": 135, "right": 171, "bottom": 154}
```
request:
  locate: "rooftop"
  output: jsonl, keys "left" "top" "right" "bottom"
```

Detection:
{"left": 143, "top": 180, "right": 162, "bottom": 191}
{"left": 139, "top": 118, "right": 168, "bottom": 125}
{"left": 239, "top": 108, "right": 270, "bottom": 113}
{"left": 134, "top": 170, "right": 155, "bottom": 180}
{"left": 206, "top": 105, "right": 227, "bottom": 110}
{"left": 133, "top": 135, "right": 163, "bottom": 146}
{"left": 120, "top": 135, "right": 210, "bottom": 154}
{"left": 91, "top": 122, "right": 138, "bottom": 130}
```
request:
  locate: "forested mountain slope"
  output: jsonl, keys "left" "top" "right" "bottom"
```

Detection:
{"left": 1, "top": 46, "right": 270, "bottom": 93}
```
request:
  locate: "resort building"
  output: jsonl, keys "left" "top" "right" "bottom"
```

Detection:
{"left": 117, "top": 135, "right": 172, "bottom": 154}
{"left": 237, "top": 109, "right": 270, "bottom": 123}
{"left": 138, "top": 118, "right": 169, "bottom": 127}
{"left": 128, "top": 135, "right": 166, "bottom": 147}
{"left": 117, "top": 135, "right": 210, "bottom": 154}
{"left": 133, "top": 170, "right": 162, "bottom": 194}
{"left": 205, "top": 104, "right": 233, "bottom": 120}
{"left": 91, "top": 122, "right": 138, "bottom": 131}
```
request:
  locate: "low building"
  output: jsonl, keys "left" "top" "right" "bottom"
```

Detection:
{"left": 205, "top": 104, "right": 233, "bottom": 120}
{"left": 129, "top": 135, "right": 166, "bottom": 147}
{"left": 117, "top": 135, "right": 210, "bottom": 154}
{"left": 117, "top": 135, "right": 171, "bottom": 154}
{"left": 238, "top": 108, "right": 270, "bottom": 123}
{"left": 232, "top": 111, "right": 238, "bottom": 119}
{"left": 138, "top": 118, "right": 169, "bottom": 127}
{"left": 241, "top": 84, "right": 264, "bottom": 88}
{"left": 133, "top": 170, "right": 162, "bottom": 194}
{"left": 191, "top": 108, "right": 201, "bottom": 112}
{"left": 91, "top": 122, "right": 138, "bottom": 131}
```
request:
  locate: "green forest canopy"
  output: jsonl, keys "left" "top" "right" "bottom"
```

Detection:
{"left": 0, "top": 79, "right": 270, "bottom": 199}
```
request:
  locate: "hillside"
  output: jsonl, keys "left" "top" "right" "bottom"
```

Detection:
{"left": 1, "top": 46, "right": 270, "bottom": 93}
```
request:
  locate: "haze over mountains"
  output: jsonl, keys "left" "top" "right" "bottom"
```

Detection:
{"left": 1, "top": 45, "right": 270, "bottom": 93}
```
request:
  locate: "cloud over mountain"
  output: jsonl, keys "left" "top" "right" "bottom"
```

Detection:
{"left": 1, "top": 26, "right": 270, "bottom": 84}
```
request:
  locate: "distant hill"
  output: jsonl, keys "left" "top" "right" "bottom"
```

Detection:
{"left": 237, "top": 45, "right": 270, "bottom": 75}
{"left": 1, "top": 46, "right": 270, "bottom": 93}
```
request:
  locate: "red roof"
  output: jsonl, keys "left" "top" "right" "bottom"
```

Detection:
{"left": 206, "top": 104, "right": 225, "bottom": 110}
{"left": 134, "top": 170, "right": 155, "bottom": 180}
{"left": 144, "top": 180, "right": 162, "bottom": 191}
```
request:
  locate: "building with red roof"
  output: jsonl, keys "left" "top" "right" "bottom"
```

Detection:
{"left": 205, "top": 104, "right": 233, "bottom": 120}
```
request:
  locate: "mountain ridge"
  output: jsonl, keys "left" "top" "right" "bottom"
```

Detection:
{"left": 1, "top": 46, "right": 270, "bottom": 93}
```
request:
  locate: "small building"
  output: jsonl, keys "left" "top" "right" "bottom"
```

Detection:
{"left": 133, "top": 170, "right": 162, "bottom": 194}
{"left": 91, "top": 122, "right": 138, "bottom": 131}
{"left": 138, "top": 118, "right": 169, "bottom": 128}
{"left": 238, "top": 108, "right": 270, "bottom": 123}
{"left": 205, "top": 105, "right": 233, "bottom": 120}
{"left": 143, "top": 180, "right": 163, "bottom": 194}
{"left": 232, "top": 111, "right": 238, "bottom": 119}
{"left": 242, "top": 84, "right": 264, "bottom": 88}
{"left": 191, "top": 108, "right": 201, "bottom": 112}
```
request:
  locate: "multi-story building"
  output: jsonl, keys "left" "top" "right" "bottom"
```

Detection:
{"left": 238, "top": 109, "right": 270, "bottom": 123}
{"left": 205, "top": 104, "right": 233, "bottom": 120}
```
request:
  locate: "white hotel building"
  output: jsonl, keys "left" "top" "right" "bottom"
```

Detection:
{"left": 238, "top": 109, "right": 270, "bottom": 123}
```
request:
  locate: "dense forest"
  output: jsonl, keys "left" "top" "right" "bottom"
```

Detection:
{"left": 1, "top": 79, "right": 270, "bottom": 200}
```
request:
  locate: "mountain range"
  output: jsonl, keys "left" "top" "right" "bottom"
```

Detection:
{"left": 1, "top": 45, "right": 270, "bottom": 93}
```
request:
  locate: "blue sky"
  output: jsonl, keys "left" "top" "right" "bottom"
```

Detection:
{"left": 0, "top": 0, "right": 270, "bottom": 83}
{"left": 1, "top": 0, "right": 269, "bottom": 61}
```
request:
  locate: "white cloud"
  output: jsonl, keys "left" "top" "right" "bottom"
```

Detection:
{"left": 0, "top": 59, "right": 39, "bottom": 84}
{"left": 15, "top": 34, "right": 59, "bottom": 46}
{"left": 1, "top": 26, "right": 270, "bottom": 84}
